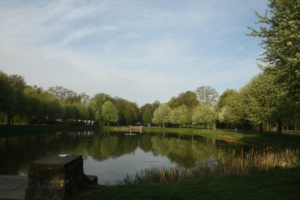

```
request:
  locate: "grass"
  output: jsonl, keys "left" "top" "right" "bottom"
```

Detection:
{"left": 150, "top": 127, "right": 300, "bottom": 148}
{"left": 65, "top": 159, "right": 300, "bottom": 200}
{"left": 121, "top": 146, "right": 298, "bottom": 184}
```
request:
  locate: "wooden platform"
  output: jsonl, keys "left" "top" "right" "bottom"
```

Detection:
{"left": 129, "top": 126, "right": 143, "bottom": 133}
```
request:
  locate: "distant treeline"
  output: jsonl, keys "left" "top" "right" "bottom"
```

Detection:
{"left": 0, "top": 69, "right": 299, "bottom": 133}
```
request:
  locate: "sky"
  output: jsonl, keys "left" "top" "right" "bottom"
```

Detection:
{"left": 0, "top": 0, "right": 269, "bottom": 107}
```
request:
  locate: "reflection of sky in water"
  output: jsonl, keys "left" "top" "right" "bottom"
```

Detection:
{"left": 84, "top": 147, "right": 177, "bottom": 185}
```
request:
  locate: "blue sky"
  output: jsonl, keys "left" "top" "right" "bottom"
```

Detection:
{"left": 0, "top": 0, "right": 268, "bottom": 106}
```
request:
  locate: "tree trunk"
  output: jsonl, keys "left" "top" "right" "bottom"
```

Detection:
{"left": 27, "top": 115, "right": 31, "bottom": 126}
{"left": 19, "top": 115, "right": 22, "bottom": 125}
{"left": 259, "top": 122, "right": 263, "bottom": 132}
{"left": 276, "top": 120, "right": 282, "bottom": 134}
{"left": 10, "top": 114, "right": 14, "bottom": 125}
{"left": 6, "top": 112, "right": 11, "bottom": 125}
{"left": 294, "top": 117, "right": 298, "bottom": 133}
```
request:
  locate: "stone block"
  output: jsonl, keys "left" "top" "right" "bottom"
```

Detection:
{"left": 25, "top": 154, "right": 84, "bottom": 200}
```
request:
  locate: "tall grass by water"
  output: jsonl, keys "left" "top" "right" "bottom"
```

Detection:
{"left": 123, "top": 147, "right": 298, "bottom": 184}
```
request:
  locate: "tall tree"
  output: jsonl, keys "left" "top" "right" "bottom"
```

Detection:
{"left": 168, "top": 91, "right": 198, "bottom": 109}
{"left": 142, "top": 108, "right": 152, "bottom": 125}
{"left": 248, "top": 0, "right": 300, "bottom": 132}
{"left": 169, "top": 105, "right": 189, "bottom": 128}
{"left": 24, "top": 86, "right": 40, "bottom": 125}
{"left": 195, "top": 86, "right": 219, "bottom": 106}
{"left": 215, "top": 89, "right": 236, "bottom": 112}
{"left": 92, "top": 93, "right": 112, "bottom": 122}
{"left": 140, "top": 101, "right": 160, "bottom": 125}
{"left": 0, "top": 71, "right": 17, "bottom": 125}
{"left": 192, "top": 103, "right": 215, "bottom": 129}
{"left": 102, "top": 101, "right": 118, "bottom": 126}
{"left": 9, "top": 74, "right": 27, "bottom": 125}
{"left": 152, "top": 104, "right": 171, "bottom": 128}
{"left": 124, "top": 102, "right": 138, "bottom": 125}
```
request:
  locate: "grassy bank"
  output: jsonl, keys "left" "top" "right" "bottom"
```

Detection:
{"left": 66, "top": 159, "right": 300, "bottom": 200}
{"left": 2, "top": 125, "right": 299, "bottom": 148}
{"left": 104, "top": 126, "right": 300, "bottom": 148}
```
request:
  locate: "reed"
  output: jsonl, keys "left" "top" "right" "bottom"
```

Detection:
{"left": 122, "top": 147, "right": 298, "bottom": 184}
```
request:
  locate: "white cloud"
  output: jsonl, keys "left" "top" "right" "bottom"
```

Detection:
{"left": 0, "top": 0, "right": 269, "bottom": 106}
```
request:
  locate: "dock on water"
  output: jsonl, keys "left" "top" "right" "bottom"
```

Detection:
{"left": 129, "top": 126, "right": 143, "bottom": 133}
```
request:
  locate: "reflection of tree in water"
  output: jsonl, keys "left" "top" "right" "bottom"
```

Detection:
{"left": 139, "top": 134, "right": 152, "bottom": 153}
{"left": 151, "top": 135, "right": 218, "bottom": 168}
{"left": 100, "top": 136, "right": 118, "bottom": 158}
{"left": 86, "top": 133, "right": 139, "bottom": 161}
{"left": 114, "top": 135, "right": 138, "bottom": 157}
{"left": 0, "top": 132, "right": 87, "bottom": 175}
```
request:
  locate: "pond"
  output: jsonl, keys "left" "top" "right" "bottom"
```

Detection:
{"left": 0, "top": 130, "right": 259, "bottom": 185}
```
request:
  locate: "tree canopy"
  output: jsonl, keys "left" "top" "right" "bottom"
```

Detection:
{"left": 247, "top": 0, "right": 300, "bottom": 133}
{"left": 101, "top": 101, "right": 119, "bottom": 126}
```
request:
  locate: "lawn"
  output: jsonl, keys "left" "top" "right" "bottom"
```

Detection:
{"left": 66, "top": 160, "right": 300, "bottom": 200}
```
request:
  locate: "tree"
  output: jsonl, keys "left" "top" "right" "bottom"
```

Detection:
{"left": 168, "top": 91, "right": 198, "bottom": 109}
{"left": 240, "top": 72, "right": 287, "bottom": 133}
{"left": 43, "top": 93, "right": 63, "bottom": 123}
{"left": 169, "top": 105, "right": 189, "bottom": 128}
{"left": 192, "top": 103, "right": 215, "bottom": 129}
{"left": 248, "top": 0, "right": 300, "bottom": 132}
{"left": 124, "top": 102, "right": 138, "bottom": 125}
{"left": 102, "top": 101, "right": 118, "bottom": 126}
{"left": 85, "top": 99, "right": 97, "bottom": 121}
{"left": 142, "top": 108, "right": 152, "bottom": 125}
{"left": 0, "top": 71, "right": 17, "bottom": 125}
{"left": 216, "top": 90, "right": 245, "bottom": 129}
{"left": 24, "top": 86, "right": 40, "bottom": 125}
{"left": 9, "top": 74, "right": 27, "bottom": 125}
{"left": 215, "top": 89, "right": 236, "bottom": 112}
{"left": 152, "top": 104, "right": 171, "bottom": 127}
{"left": 92, "top": 93, "right": 112, "bottom": 122}
{"left": 140, "top": 101, "right": 160, "bottom": 125}
{"left": 195, "top": 86, "right": 219, "bottom": 106}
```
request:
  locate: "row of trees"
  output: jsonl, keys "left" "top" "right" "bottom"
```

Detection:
{"left": 0, "top": 71, "right": 140, "bottom": 126}
{"left": 1, "top": 71, "right": 219, "bottom": 128}
{"left": 1, "top": 66, "right": 298, "bottom": 133}
{"left": 1, "top": 0, "right": 298, "bottom": 133}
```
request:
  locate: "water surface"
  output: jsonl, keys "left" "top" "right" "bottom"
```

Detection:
{"left": 0, "top": 130, "right": 251, "bottom": 185}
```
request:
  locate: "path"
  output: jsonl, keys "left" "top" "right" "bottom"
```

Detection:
{"left": 0, "top": 175, "right": 27, "bottom": 200}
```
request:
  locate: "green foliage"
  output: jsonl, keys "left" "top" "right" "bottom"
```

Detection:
{"left": 215, "top": 89, "right": 236, "bottom": 112}
{"left": 0, "top": 71, "right": 17, "bottom": 124}
{"left": 23, "top": 86, "right": 40, "bottom": 124}
{"left": 240, "top": 72, "right": 288, "bottom": 131}
{"left": 168, "top": 91, "right": 198, "bottom": 109}
{"left": 169, "top": 105, "right": 189, "bottom": 127}
{"left": 142, "top": 108, "right": 152, "bottom": 124}
{"left": 152, "top": 104, "right": 171, "bottom": 127}
{"left": 192, "top": 104, "right": 215, "bottom": 129}
{"left": 102, "top": 101, "right": 119, "bottom": 126}
{"left": 248, "top": 0, "right": 300, "bottom": 132}
{"left": 124, "top": 102, "right": 138, "bottom": 125}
